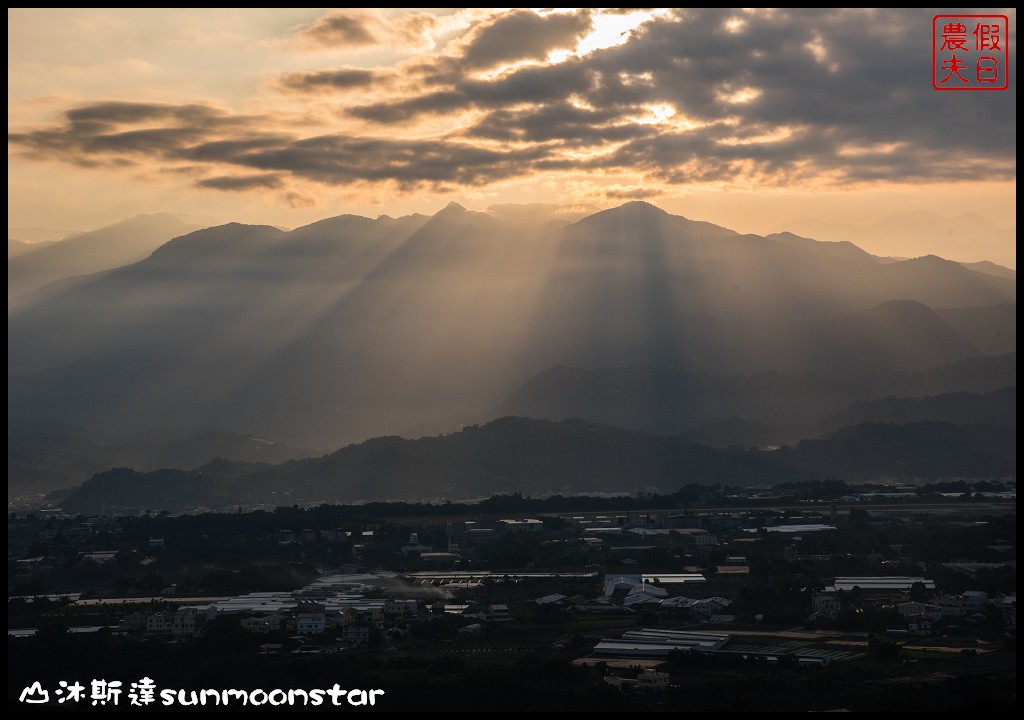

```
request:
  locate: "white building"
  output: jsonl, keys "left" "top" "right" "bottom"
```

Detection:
{"left": 827, "top": 576, "right": 935, "bottom": 593}
{"left": 296, "top": 612, "right": 325, "bottom": 635}
{"left": 812, "top": 593, "right": 840, "bottom": 615}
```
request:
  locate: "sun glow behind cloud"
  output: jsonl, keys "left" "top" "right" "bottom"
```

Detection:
{"left": 566, "top": 8, "right": 671, "bottom": 59}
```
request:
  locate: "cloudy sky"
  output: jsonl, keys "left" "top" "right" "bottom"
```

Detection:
{"left": 7, "top": 8, "right": 1016, "bottom": 234}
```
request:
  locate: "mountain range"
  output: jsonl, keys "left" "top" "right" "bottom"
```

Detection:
{"left": 7, "top": 201, "right": 1016, "bottom": 503}
{"left": 8, "top": 213, "right": 199, "bottom": 305}
{"left": 772, "top": 210, "right": 1016, "bottom": 269}
{"left": 56, "top": 415, "right": 1017, "bottom": 514}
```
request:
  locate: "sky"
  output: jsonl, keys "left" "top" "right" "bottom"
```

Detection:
{"left": 7, "top": 8, "right": 1017, "bottom": 237}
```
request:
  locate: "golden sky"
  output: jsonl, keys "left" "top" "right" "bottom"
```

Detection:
{"left": 7, "top": 8, "right": 1017, "bottom": 236}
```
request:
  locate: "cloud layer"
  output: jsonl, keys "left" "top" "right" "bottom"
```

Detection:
{"left": 9, "top": 8, "right": 1016, "bottom": 202}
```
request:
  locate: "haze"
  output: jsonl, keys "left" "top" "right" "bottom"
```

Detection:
{"left": 8, "top": 8, "right": 1015, "bottom": 254}
{"left": 7, "top": 8, "right": 1016, "bottom": 502}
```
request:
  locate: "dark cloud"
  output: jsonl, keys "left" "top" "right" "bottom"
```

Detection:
{"left": 8, "top": 102, "right": 242, "bottom": 166}
{"left": 348, "top": 8, "right": 1015, "bottom": 184}
{"left": 279, "top": 68, "right": 385, "bottom": 93}
{"left": 299, "top": 10, "right": 377, "bottom": 47}
{"left": 196, "top": 174, "right": 283, "bottom": 191}
{"left": 9, "top": 9, "right": 1016, "bottom": 192}
{"left": 604, "top": 186, "right": 664, "bottom": 200}
{"left": 298, "top": 9, "right": 439, "bottom": 50}
{"left": 466, "top": 102, "right": 656, "bottom": 146}
{"left": 459, "top": 9, "right": 592, "bottom": 68}
{"left": 9, "top": 101, "right": 550, "bottom": 190}
{"left": 349, "top": 60, "right": 598, "bottom": 123}
{"left": 347, "top": 90, "right": 466, "bottom": 123}
{"left": 284, "top": 192, "right": 317, "bottom": 208}
{"left": 230, "top": 136, "right": 551, "bottom": 188}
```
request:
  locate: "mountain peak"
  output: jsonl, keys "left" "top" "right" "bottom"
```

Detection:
{"left": 571, "top": 200, "right": 674, "bottom": 229}
{"left": 613, "top": 200, "right": 669, "bottom": 216}
{"left": 437, "top": 201, "right": 467, "bottom": 215}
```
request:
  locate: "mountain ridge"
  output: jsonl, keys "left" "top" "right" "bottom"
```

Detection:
{"left": 8, "top": 201, "right": 1016, "bottom": 463}
{"left": 55, "top": 415, "right": 1015, "bottom": 514}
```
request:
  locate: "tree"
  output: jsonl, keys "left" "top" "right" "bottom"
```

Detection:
{"left": 909, "top": 581, "right": 929, "bottom": 602}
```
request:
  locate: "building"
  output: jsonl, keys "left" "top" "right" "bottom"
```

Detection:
{"left": 813, "top": 593, "right": 840, "bottom": 615}
{"left": 296, "top": 613, "right": 326, "bottom": 635}
{"left": 384, "top": 598, "right": 418, "bottom": 617}
{"left": 343, "top": 623, "right": 370, "bottom": 645}
{"left": 907, "top": 619, "right": 936, "bottom": 636}
{"left": 487, "top": 604, "right": 511, "bottom": 623}
{"left": 241, "top": 617, "right": 271, "bottom": 634}
{"left": 605, "top": 668, "right": 670, "bottom": 691}
{"left": 499, "top": 518, "right": 544, "bottom": 533}
{"left": 531, "top": 593, "right": 568, "bottom": 606}
{"left": 827, "top": 577, "right": 935, "bottom": 594}
{"left": 693, "top": 598, "right": 732, "bottom": 621}
{"left": 623, "top": 592, "right": 662, "bottom": 608}
{"left": 142, "top": 608, "right": 201, "bottom": 637}
{"left": 960, "top": 591, "right": 988, "bottom": 610}
{"left": 605, "top": 573, "right": 704, "bottom": 597}
{"left": 594, "top": 629, "right": 730, "bottom": 657}
{"left": 319, "top": 528, "right": 350, "bottom": 543}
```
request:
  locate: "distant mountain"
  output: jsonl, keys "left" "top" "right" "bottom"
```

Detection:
{"left": 679, "top": 419, "right": 804, "bottom": 449}
{"left": 792, "top": 299, "right": 983, "bottom": 374}
{"left": 771, "top": 211, "right": 1016, "bottom": 268}
{"left": 497, "top": 355, "right": 1017, "bottom": 441}
{"left": 817, "top": 387, "right": 1016, "bottom": 434}
{"left": 8, "top": 213, "right": 200, "bottom": 303}
{"left": 8, "top": 419, "right": 322, "bottom": 496}
{"left": 8, "top": 201, "right": 1016, "bottom": 455}
{"left": 901, "top": 353, "right": 1016, "bottom": 395}
{"left": 8, "top": 238, "right": 57, "bottom": 259}
{"left": 774, "top": 421, "right": 1016, "bottom": 482}
{"left": 8, "top": 225, "right": 79, "bottom": 244}
{"left": 58, "top": 416, "right": 822, "bottom": 513}
{"left": 935, "top": 303, "right": 1016, "bottom": 357}
{"left": 56, "top": 415, "right": 1015, "bottom": 514}
{"left": 960, "top": 261, "right": 1016, "bottom": 280}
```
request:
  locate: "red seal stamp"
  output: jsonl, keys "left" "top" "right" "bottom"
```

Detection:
{"left": 933, "top": 15, "right": 1009, "bottom": 90}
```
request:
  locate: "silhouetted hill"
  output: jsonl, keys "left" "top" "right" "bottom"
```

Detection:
{"left": 8, "top": 213, "right": 200, "bottom": 303}
{"left": 57, "top": 466, "right": 245, "bottom": 514}
{"left": 935, "top": 304, "right": 1016, "bottom": 356}
{"left": 57, "top": 415, "right": 1015, "bottom": 514}
{"left": 775, "top": 421, "right": 1016, "bottom": 482}
{"left": 795, "top": 299, "right": 979, "bottom": 373}
{"left": 960, "top": 261, "right": 1016, "bottom": 280}
{"left": 8, "top": 238, "right": 56, "bottom": 259}
{"left": 497, "top": 355, "right": 1016, "bottom": 441}
{"left": 58, "top": 416, "right": 818, "bottom": 513}
{"left": 878, "top": 256, "right": 1014, "bottom": 308}
{"left": 8, "top": 419, "right": 321, "bottom": 495}
{"left": 902, "top": 353, "right": 1016, "bottom": 395}
{"left": 817, "top": 387, "right": 1016, "bottom": 434}
{"left": 772, "top": 211, "right": 1016, "bottom": 268}
{"left": 680, "top": 419, "right": 804, "bottom": 449}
